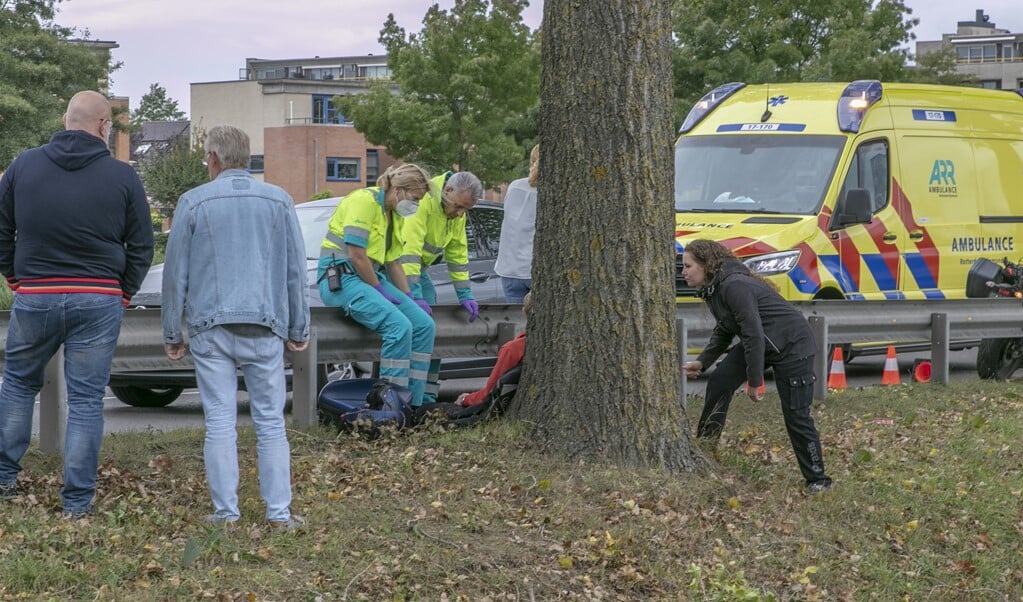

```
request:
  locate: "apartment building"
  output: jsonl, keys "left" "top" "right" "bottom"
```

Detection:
{"left": 916, "top": 9, "right": 1023, "bottom": 90}
{"left": 191, "top": 55, "right": 398, "bottom": 202}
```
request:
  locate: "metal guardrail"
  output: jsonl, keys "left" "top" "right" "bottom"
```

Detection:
{"left": 3, "top": 298, "right": 1023, "bottom": 454}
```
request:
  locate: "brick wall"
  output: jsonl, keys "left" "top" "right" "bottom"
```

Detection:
{"left": 264, "top": 125, "right": 396, "bottom": 203}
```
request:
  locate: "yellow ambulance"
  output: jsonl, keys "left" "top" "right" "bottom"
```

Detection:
{"left": 673, "top": 80, "right": 1023, "bottom": 364}
{"left": 675, "top": 80, "right": 1023, "bottom": 301}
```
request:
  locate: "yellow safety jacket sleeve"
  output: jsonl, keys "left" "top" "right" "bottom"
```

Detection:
{"left": 321, "top": 187, "right": 391, "bottom": 267}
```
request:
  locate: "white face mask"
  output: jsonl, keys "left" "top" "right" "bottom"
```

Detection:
{"left": 395, "top": 199, "right": 419, "bottom": 217}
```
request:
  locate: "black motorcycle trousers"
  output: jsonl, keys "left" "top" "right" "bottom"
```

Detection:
{"left": 696, "top": 345, "right": 831, "bottom": 485}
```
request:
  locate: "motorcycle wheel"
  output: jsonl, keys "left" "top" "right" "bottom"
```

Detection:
{"left": 976, "top": 338, "right": 1023, "bottom": 380}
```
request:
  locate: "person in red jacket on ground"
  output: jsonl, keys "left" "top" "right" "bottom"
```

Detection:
{"left": 455, "top": 292, "right": 531, "bottom": 407}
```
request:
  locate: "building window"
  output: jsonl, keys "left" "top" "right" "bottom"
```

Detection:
{"left": 365, "top": 150, "right": 379, "bottom": 185}
{"left": 312, "top": 95, "right": 343, "bottom": 124}
{"left": 326, "top": 158, "right": 360, "bottom": 181}
{"left": 363, "top": 65, "right": 392, "bottom": 79}
{"left": 977, "top": 80, "right": 1001, "bottom": 90}
{"left": 248, "top": 155, "right": 264, "bottom": 173}
{"left": 957, "top": 44, "right": 999, "bottom": 62}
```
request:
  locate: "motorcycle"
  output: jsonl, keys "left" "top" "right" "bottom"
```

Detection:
{"left": 966, "top": 257, "right": 1023, "bottom": 379}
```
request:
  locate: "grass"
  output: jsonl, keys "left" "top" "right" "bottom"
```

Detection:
{"left": 2, "top": 380, "right": 1023, "bottom": 600}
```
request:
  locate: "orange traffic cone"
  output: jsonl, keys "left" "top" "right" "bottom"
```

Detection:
{"left": 744, "top": 381, "right": 766, "bottom": 396}
{"left": 880, "top": 345, "right": 901, "bottom": 385}
{"left": 827, "top": 346, "right": 847, "bottom": 389}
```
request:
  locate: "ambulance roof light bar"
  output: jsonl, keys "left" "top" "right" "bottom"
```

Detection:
{"left": 679, "top": 82, "right": 746, "bottom": 134}
{"left": 837, "top": 80, "right": 883, "bottom": 133}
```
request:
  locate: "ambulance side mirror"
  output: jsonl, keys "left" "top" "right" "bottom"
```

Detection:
{"left": 831, "top": 188, "right": 872, "bottom": 229}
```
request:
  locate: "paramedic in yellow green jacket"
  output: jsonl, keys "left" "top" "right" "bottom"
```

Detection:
{"left": 317, "top": 164, "right": 436, "bottom": 406}
{"left": 399, "top": 170, "right": 484, "bottom": 403}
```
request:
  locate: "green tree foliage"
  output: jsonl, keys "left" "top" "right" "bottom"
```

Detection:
{"left": 912, "top": 46, "right": 974, "bottom": 86}
{"left": 130, "top": 83, "right": 185, "bottom": 130}
{"left": 308, "top": 189, "right": 335, "bottom": 201}
{"left": 0, "top": 0, "right": 108, "bottom": 169}
{"left": 338, "top": 0, "right": 540, "bottom": 187}
{"left": 671, "top": 0, "right": 923, "bottom": 121}
{"left": 139, "top": 134, "right": 207, "bottom": 218}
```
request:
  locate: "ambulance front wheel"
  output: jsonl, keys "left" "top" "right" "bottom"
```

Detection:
{"left": 976, "top": 338, "right": 1023, "bottom": 380}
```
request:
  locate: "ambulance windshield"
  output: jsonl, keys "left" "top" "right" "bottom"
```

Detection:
{"left": 674, "top": 135, "right": 845, "bottom": 215}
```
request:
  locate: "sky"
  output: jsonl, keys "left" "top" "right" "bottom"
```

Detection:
{"left": 54, "top": 0, "right": 1020, "bottom": 117}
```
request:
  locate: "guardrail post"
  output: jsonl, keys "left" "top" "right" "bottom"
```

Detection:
{"left": 39, "top": 347, "right": 66, "bottom": 454}
{"left": 931, "top": 313, "right": 950, "bottom": 384}
{"left": 290, "top": 332, "right": 318, "bottom": 428}
{"left": 677, "top": 317, "right": 688, "bottom": 410}
{"left": 808, "top": 316, "right": 828, "bottom": 400}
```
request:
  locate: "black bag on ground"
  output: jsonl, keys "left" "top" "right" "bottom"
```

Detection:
{"left": 318, "top": 378, "right": 414, "bottom": 434}
{"left": 414, "top": 365, "right": 522, "bottom": 428}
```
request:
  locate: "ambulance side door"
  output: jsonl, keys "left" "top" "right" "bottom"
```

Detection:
{"left": 831, "top": 137, "right": 903, "bottom": 299}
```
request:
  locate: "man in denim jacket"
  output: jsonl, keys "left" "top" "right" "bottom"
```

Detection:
{"left": 161, "top": 126, "right": 310, "bottom": 530}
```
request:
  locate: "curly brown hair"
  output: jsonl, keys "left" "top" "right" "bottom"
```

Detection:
{"left": 683, "top": 239, "right": 736, "bottom": 284}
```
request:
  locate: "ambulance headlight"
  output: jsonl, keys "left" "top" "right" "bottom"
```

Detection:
{"left": 743, "top": 250, "right": 800, "bottom": 276}
{"left": 679, "top": 82, "right": 746, "bottom": 133}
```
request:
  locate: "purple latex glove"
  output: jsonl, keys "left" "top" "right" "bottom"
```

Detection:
{"left": 408, "top": 292, "right": 433, "bottom": 316}
{"left": 460, "top": 299, "right": 479, "bottom": 322}
{"left": 374, "top": 283, "right": 402, "bottom": 305}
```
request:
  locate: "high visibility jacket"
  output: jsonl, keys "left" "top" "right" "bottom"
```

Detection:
{"left": 320, "top": 187, "right": 403, "bottom": 267}
{"left": 399, "top": 172, "right": 473, "bottom": 301}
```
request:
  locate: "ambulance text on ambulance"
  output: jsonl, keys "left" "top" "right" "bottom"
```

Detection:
{"left": 951, "top": 236, "right": 1014, "bottom": 252}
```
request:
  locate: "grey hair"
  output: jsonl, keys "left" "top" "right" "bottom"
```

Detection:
{"left": 447, "top": 171, "right": 484, "bottom": 202}
{"left": 205, "top": 126, "right": 250, "bottom": 169}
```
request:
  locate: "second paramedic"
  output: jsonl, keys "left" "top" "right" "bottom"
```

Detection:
{"left": 399, "top": 170, "right": 484, "bottom": 403}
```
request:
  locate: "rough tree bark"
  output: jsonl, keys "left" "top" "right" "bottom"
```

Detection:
{"left": 512, "top": 0, "right": 703, "bottom": 472}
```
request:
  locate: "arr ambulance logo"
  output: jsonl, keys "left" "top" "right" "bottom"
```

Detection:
{"left": 928, "top": 159, "right": 957, "bottom": 197}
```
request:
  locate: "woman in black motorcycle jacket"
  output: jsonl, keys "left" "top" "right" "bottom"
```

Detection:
{"left": 681, "top": 239, "right": 833, "bottom": 494}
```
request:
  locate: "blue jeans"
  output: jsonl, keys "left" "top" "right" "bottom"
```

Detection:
{"left": 189, "top": 324, "right": 292, "bottom": 522}
{"left": 0, "top": 293, "right": 124, "bottom": 512}
{"left": 501, "top": 277, "right": 532, "bottom": 304}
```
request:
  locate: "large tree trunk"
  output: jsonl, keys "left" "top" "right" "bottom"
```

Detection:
{"left": 513, "top": 0, "right": 702, "bottom": 472}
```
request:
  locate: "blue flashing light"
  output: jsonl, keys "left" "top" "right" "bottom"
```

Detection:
{"left": 679, "top": 82, "right": 746, "bottom": 134}
{"left": 837, "top": 80, "right": 883, "bottom": 133}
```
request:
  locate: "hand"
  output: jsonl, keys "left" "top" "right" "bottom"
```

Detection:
{"left": 682, "top": 360, "right": 702, "bottom": 379}
{"left": 455, "top": 392, "right": 469, "bottom": 407}
{"left": 460, "top": 299, "right": 479, "bottom": 322}
{"left": 745, "top": 382, "right": 765, "bottom": 402}
{"left": 408, "top": 293, "right": 433, "bottom": 316}
{"left": 373, "top": 283, "right": 402, "bottom": 305}
{"left": 165, "top": 342, "right": 187, "bottom": 361}
{"left": 286, "top": 339, "right": 309, "bottom": 352}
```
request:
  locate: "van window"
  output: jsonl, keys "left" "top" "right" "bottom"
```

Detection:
{"left": 675, "top": 135, "right": 844, "bottom": 215}
{"left": 839, "top": 140, "right": 888, "bottom": 213}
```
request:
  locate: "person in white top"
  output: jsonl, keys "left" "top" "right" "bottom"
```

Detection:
{"left": 495, "top": 144, "right": 538, "bottom": 303}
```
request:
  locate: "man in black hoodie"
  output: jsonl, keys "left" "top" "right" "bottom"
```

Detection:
{"left": 0, "top": 90, "right": 154, "bottom": 518}
{"left": 681, "top": 239, "right": 832, "bottom": 494}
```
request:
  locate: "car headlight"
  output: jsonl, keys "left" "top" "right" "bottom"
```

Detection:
{"left": 742, "top": 250, "right": 800, "bottom": 276}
